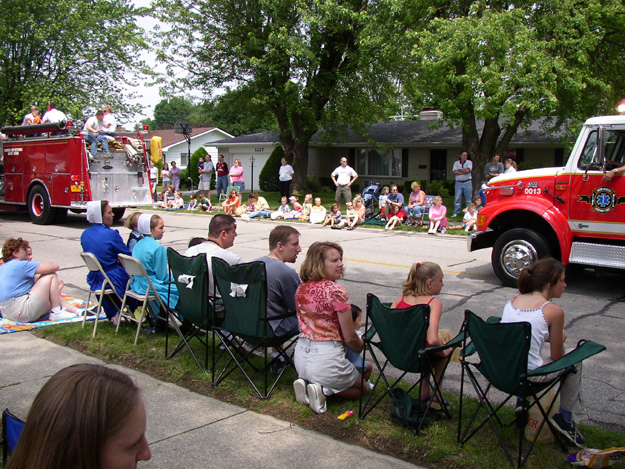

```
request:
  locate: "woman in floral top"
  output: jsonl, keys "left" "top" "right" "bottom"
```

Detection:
{"left": 292, "top": 241, "right": 369, "bottom": 414}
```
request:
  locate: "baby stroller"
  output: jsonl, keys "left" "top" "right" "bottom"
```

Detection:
{"left": 362, "top": 183, "right": 382, "bottom": 219}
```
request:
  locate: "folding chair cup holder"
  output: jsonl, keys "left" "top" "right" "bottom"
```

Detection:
{"left": 210, "top": 257, "right": 297, "bottom": 399}
{"left": 359, "top": 293, "right": 463, "bottom": 434}
{"left": 457, "top": 310, "right": 606, "bottom": 468}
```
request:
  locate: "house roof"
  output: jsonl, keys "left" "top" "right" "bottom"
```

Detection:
{"left": 211, "top": 119, "right": 569, "bottom": 147}
{"left": 139, "top": 127, "right": 219, "bottom": 148}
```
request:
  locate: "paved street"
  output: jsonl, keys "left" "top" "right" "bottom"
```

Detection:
{"left": 1, "top": 209, "right": 624, "bottom": 434}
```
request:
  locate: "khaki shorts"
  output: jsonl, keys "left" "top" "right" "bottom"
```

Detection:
{"left": 0, "top": 293, "right": 46, "bottom": 322}
{"left": 198, "top": 181, "right": 211, "bottom": 190}
{"left": 294, "top": 338, "right": 359, "bottom": 394}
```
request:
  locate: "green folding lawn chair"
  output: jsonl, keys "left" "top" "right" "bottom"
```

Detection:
{"left": 165, "top": 248, "right": 214, "bottom": 373}
{"left": 358, "top": 294, "right": 463, "bottom": 434}
{"left": 210, "top": 257, "right": 296, "bottom": 399}
{"left": 458, "top": 310, "right": 606, "bottom": 468}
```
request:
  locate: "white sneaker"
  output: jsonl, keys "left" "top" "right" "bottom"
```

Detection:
{"left": 241, "top": 341, "right": 266, "bottom": 357}
{"left": 307, "top": 383, "right": 327, "bottom": 414}
{"left": 49, "top": 308, "right": 79, "bottom": 320}
{"left": 293, "top": 379, "right": 309, "bottom": 405}
{"left": 241, "top": 214, "right": 250, "bottom": 222}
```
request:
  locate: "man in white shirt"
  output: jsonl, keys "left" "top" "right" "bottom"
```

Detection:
{"left": 101, "top": 105, "right": 117, "bottom": 136}
{"left": 184, "top": 214, "right": 242, "bottom": 299}
{"left": 149, "top": 162, "right": 159, "bottom": 202}
{"left": 331, "top": 156, "right": 358, "bottom": 210}
{"left": 452, "top": 150, "right": 473, "bottom": 217}
{"left": 198, "top": 155, "right": 214, "bottom": 199}
{"left": 82, "top": 110, "right": 109, "bottom": 162}
{"left": 41, "top": 103, "right": 68, "bottom": 135}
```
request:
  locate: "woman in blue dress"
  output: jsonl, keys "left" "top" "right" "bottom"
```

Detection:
{"left": 131, "top": 214, "right": 179, "bottom": 318}
{"left": 80, "top": 201, "right": 133, "bottom": 323}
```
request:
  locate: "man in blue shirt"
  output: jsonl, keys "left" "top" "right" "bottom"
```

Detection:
{"left": 385, "top": 185, "right": 404, "bottom": 218}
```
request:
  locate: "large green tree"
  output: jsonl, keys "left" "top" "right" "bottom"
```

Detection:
{"left": 403, "top": 0, "right": 625, "bottom": 180}
{"left": 152, "top": 96, "right": 194, "bottom": 129}
{"left": 153, "top": 0, "right": 402, "bottom": 191}
{"left": 0, "top": 0, "right": 150, "bottom": 125}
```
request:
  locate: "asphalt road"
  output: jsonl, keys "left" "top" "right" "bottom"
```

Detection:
{"left": 2, "top": 209, "right": 623, "bottom": 434}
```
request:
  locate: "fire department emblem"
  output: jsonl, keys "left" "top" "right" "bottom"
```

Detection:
{"left": 577, "top": 187, "right": 625, "bottom": 214}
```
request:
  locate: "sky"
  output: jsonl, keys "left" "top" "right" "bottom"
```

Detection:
{"left": 124, "top": 0, "right": 163, "bottom": 129}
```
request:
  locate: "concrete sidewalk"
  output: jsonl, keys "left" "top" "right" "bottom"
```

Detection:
{"left": 1, "top": 333, "right": 421, "bottom": 468}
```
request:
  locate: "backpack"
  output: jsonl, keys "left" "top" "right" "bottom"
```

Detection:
{"left": 390, "top": 388, "right": 433, "bottom": 429}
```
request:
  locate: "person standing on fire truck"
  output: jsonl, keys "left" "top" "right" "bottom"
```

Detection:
{"left": 82, "top": 110, "right": 110, "bottom": 163}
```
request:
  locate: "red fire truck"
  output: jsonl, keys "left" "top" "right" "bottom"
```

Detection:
{"left": 0, "top": 122, "right": 153, "bottom": 224}
{"left": 469, "top": 115, "right": 625, "bottom": 287}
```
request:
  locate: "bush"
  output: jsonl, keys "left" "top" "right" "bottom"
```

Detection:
{"left": 306, "top": 177, "right": 323, "bottom": 194}
{"left": 188, "top": 147, "right": 208, "bottom": 183}
{"left": 259, "top": 145, "right": 284, "bottom": 191}
{"left": 426, "top": 180, "right": 450, "bottom": 197}
{"left": 403, "top": 179, "right": 427, "bottom": 194}
{"left": 318, "top": 176, "right": 335, "bottom": 191}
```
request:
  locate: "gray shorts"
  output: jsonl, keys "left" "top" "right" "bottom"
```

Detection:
{"left": 198, "top": 181, "right": 211, "bottom": 190}
{"left": 294, "top": 338, "right": 359, "bottom": 394}
{"left": 0, "top": 293, "right": 46, "bottom": 322}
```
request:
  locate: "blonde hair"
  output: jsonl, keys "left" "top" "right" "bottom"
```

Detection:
{"left": 124, "top": 211, "right": 142, "bottom": 230}
{"left": 300, "top": 241, "right": 344, "bottom": 282}
{"left": 432, "top": 195, "right": 443, "bottom": 205}
{"left": 402, "top": 262, "right": 443, "bottom": 297}
{"left": 304, "top": 194, "right": 313, "bottom": 203}
{"left": 411, "top": 181, "right": 421, "bottom": 191}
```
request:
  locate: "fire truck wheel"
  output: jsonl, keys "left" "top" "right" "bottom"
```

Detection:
{"left": 28, "top": 185, "right": 57, "bottom": 225}
{"left": 492, "top": 228, "right": 551, "bottom": 287}
{"left": 112, "top": 207, "right": 126, "bottom": 222}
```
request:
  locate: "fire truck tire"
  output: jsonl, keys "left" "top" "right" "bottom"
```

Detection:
{"left": 492, "top": 228, "right": 551, "bottom": 287}
{"left": 112, "top": 207, "right": 126, "bottom": 222}
{"left": 28, "top": 185, "right": 57, "bottom": 225}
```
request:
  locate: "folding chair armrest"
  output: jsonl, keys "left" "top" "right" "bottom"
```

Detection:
{"left": 421, "top": 329, "right": 466, "bottom": 355}
{"left": 364, "top": 324, "right": 377, "bottom": 341}
{"left": 524, "top": 340, "right": 606, "bottom": 378}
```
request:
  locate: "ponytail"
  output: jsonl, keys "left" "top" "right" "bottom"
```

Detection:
{"left": 518, "top": 258, "right": 565, "bottom": 294}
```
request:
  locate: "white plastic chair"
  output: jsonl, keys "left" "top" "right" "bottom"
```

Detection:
{"left": 80, "top": 252, "right": 123, "bottom": 337}
{"left": 117, "top": 254, "right": 170, "bottom": 345}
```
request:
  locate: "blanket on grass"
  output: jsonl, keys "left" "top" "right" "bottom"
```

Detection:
{"left": 0, "top": 295, "right": 104, "bottom": 335}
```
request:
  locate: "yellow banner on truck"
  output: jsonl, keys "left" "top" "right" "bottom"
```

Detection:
{"left": 150, "top": 136, "right": 163, "bottom": 164}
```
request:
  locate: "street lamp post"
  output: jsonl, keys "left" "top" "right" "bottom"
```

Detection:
{"left": 250, "top": 155, "right": 255, "bottom": 192}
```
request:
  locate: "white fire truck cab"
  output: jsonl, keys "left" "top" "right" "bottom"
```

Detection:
{"left": 0, "top": 122, "right": 153, "bottom": 224}
{"left": 469, "top": 115, "right": 625, "bottom": 287}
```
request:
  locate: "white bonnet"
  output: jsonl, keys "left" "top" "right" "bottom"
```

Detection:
{"left": 86, "top": 201, "right": 102, "bottom": 224}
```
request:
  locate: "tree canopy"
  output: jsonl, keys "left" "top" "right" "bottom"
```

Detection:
{"left": 0, "top": 0, "right": 150, "bottom": 125}
{"left": 152, "top": 0, "right": 403, "bottom": 190}
{"left": 403, "top": 0, "right": 625, "bottom": 178}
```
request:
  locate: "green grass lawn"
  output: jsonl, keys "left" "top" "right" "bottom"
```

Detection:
{"left": 33, "top": 322, "right": 625, "bottom": 468}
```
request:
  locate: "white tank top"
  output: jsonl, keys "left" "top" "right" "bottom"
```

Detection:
{"left": 501, "top": 295, "right": 550, "bottom": 370}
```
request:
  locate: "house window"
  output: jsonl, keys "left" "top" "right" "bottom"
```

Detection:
{"left": 180, "top": 153, "right": 189, "bottom": 166}
{"left": 354, "top": 148, "right": 401, "bottom": 176}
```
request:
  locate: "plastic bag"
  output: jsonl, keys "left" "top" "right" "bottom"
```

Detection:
{"left": 524, "top": 385, "right": 560, "bottom": 442}
{"left": 568, "top": 447, "right": 625, "bottom": 467}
